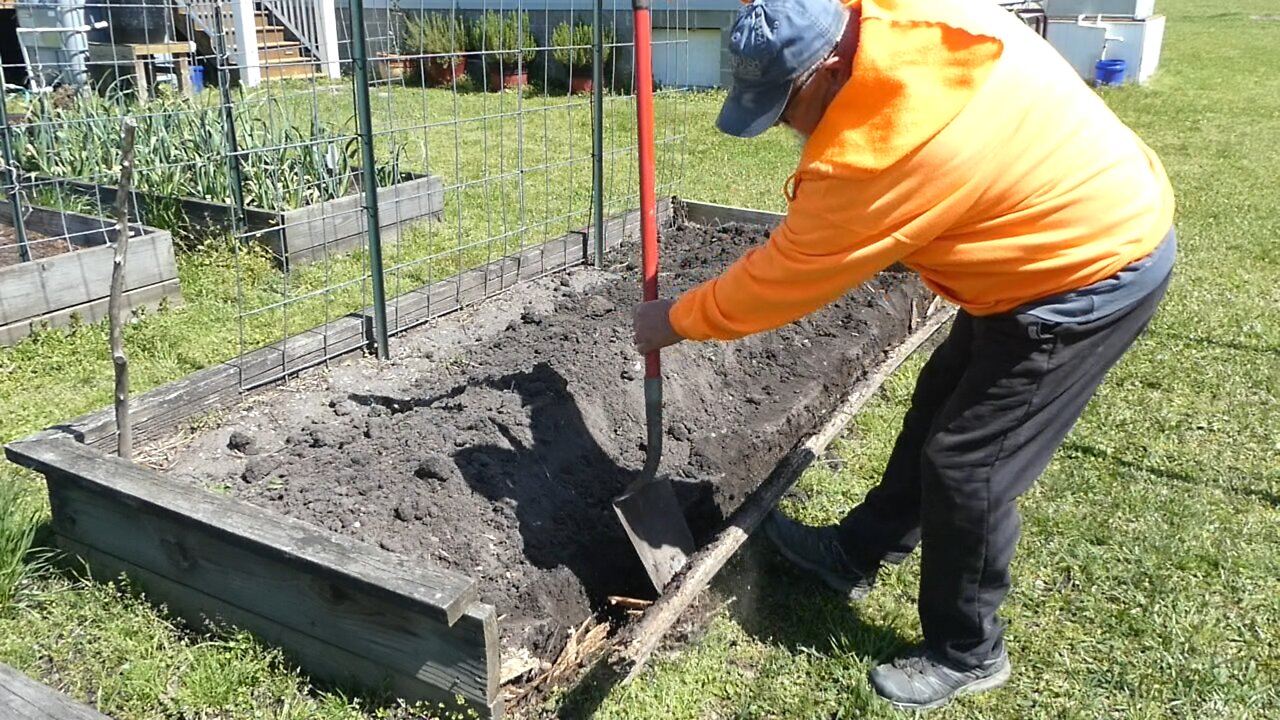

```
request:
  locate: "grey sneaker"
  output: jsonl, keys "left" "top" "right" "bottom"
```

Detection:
{"left": 870, "top": 645, "right": 1011, "bottom": 710}
{"left": 762, "top": 511, "right": 877, "bottom": 601}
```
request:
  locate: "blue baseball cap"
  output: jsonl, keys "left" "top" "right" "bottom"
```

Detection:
{"left": 717, "top": 0, "right": 848, "bottom": 138}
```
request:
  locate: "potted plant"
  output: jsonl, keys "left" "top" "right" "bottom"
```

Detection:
{"left": 374, "top": 52, "right": 414, "bottom": 81}
{"left": 551, "top": 22, "right": 610, "bottom": 94}
{"left": 470, "top": 11, "right": 538, "bottom": 90}
{"left": 404, "top": 12, "right": 468, "bottom": 86}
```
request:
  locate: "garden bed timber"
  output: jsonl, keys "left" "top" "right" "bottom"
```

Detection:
{"left": 5, "top": 199, "right": 946, "bottom": 717}
{"left": 0, "top": 662, "right": 113, "bottom": 719}
{"left": 35, "top": 172, "right": 445, "bottom": 269}
{"left": 0, "top": 204, "right": 181, "bottom": 347}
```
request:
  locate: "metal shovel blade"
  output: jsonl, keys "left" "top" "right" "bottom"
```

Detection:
{"left": 613, "top": 476, "right": 696, "bottom": 591}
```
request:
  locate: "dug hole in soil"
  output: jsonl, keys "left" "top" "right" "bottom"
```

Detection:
{"left": 165, "top": 221, "right": 932, "bottom": 664}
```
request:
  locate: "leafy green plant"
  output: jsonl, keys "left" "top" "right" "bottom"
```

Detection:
{"left": 29, "top": 186, "right": 99, "bottom": 215}
{"left": 550, "top": 22, "right": 609, "bottom": 73}
{"left": 469, "top": 11, "right": 537, "bottom": 70}
{"left": 402, "top": 12, "right": 468, "bottom": 60}
{"left": 0, "top": 478, "right": 49, "bottom": 609}
{"left": 10, "top": 89, "right": 408, "bottom": 218}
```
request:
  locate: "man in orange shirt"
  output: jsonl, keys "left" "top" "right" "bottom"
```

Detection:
{"left": 633, "top": 0, "right": 1175, "bottom": 709}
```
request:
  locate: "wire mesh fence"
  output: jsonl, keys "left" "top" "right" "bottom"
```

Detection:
{"left": 0, "top": 0, "right": 691, "bottom": 386}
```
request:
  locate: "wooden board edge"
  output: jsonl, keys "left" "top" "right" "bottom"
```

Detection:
{"left": 56, "top": 537, "right": 498, "bottom": 717}
{"left": 0, "top": 231, "right": 178, "bottom": 327}
{"left": 6, "top": 437, "right": 480, "bottom": 626}
{"left": 19, "top": 363, "right": 241, "bottom": 447}
{"left": 0, "top": 662, "right": 113, "bottom": 720}
{"left": 0, "top": 279, "right": 182, "bottom": 349}
{"left": 231, "top": 315, "right": 369, "bottom": 391}
{"left": 610, "top": 302, "right": 958, "bottom": 680}
{"left": 677, "top": 199, "right": 785, "bottom": 229}
{"left": 464, "top": 600, "right": 503, "bottom": 706}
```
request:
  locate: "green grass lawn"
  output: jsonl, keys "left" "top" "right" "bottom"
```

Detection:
{"left": 3, "top": 0, "right": 1279, "bottom": 717}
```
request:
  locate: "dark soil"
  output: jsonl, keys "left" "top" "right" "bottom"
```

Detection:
{"left": 0, "top": 225, "right": 63, "bottom": 268}
{"left": 170, "top": 221, "right": 931, "bottom": 662}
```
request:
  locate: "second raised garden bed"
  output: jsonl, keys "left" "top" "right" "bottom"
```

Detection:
{"left": 39, "top": 172, "right": 446, "bottom": 269}
{"left": 0, "top": 203, "right": 181, "bottom": 347}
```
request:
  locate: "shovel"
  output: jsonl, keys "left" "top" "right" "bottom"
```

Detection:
{"left": 612, "top": 0, "right": 697, "bottom": 592}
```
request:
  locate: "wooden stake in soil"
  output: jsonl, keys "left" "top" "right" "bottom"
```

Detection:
{"left": 109, "top": 118, "right": 138, "bottom": 459}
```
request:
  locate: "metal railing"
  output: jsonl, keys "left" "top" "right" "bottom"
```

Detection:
{"left": 259, "top": 0, "right": 341, "bottom": 77}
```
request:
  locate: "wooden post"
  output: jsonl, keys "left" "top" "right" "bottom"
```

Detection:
{"left": 109, "top": 119, "right": 138, "bottom": 459}
{"left": 315, "top": 0, "right": 342, "bottom": 79}
{"left": 230, "top": 0, "right": 262, "bottom": 87}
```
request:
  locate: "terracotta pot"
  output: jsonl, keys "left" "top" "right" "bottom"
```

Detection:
{"left": 422, "top": 57, "right": 467, "bottom": 86}
{"left": 569, "top": 75, "right": 593, "bottom": 95}
{"left": 374, "top": 54, "right": 411, "bottom": 80}
{"left": 488, "top": 70, "right": 529, "bottom": 91}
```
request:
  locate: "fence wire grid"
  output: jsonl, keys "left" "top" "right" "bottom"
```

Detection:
{"left": 0, "top": 0, "right": 692, "bottom": 387}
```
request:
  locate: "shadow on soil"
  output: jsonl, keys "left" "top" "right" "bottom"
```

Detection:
{"left": 353, "top": 361, "right": 723, "bottom": 605}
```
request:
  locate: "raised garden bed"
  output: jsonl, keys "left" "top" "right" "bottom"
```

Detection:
{"left": 5, "top": 199, "right": 950, "bottom": 717}
{"left": 37, "top": 172, "right": 445, "bottom": 269}
{"left": 0, "top": 204, "right": 181, "bottom": 347}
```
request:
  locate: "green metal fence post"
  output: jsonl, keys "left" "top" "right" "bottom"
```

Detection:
{"left": 0, "top": 94, "right": 31, "bottom": 263}
{"left": 592, "top": 0, "right": 606, "bottom": 268}
{"left": 349, "top": 0, "right": 391, "bottom": 359}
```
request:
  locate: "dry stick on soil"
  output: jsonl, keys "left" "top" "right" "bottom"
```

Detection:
{"left": 608, "top": 595, "right": 654, "bottom": 611}
{"left": 109, "top": 118, "right": 138, "bottom": 459}
{"left": 611, "top": 303, "right": 958, "bottom": 682}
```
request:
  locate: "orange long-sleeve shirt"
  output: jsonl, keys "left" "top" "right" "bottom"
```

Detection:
{"left": 670, "top": 0, "right": 1176, "bottom": 341}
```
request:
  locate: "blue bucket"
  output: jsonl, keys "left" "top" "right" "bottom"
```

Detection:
{"left": 1095, "top": 59, "right": 1127, "bottom": 86}
{"left": 190, "top": 65, "right": 205, "bottom": 93}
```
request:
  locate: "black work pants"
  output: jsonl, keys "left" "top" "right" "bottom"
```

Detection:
{"left": 838, "top": 274, "right": 1171, "bottom": 669}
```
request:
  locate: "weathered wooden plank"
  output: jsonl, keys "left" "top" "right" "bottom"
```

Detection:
{"left": 9, "top": 439, "right": 480, "bottom": 625}
{"left": 0, "top": 663, "right": 113, "bottom": 720}
{"left": 0, "top": 231, "right": 177, "bottom": 326}
{"left": 42, "top": 310, "right": 362, "bottom": 447}
{"left": 230, "top": 315, "right": 367, "bottom": 391}
{"left": 280, "top": 174, "right": 441, "bottom": 228}
{"left": 32, "top": 365, "right": 241, "bottom": 449}
{"left": 680, "top": 200, "right": 785, "bottom": 229}
{"left": 379, "top": 231, "right": 580, "bottom": 336}
{"left": 56, "top": 538, "right": 501, "bottom": 719}
{"left": 4, "top": 439, "right": 498, "bottom": 706}
{"left": 612, "top": 304, "right": 956, "bottom": 680}
{"left": 87, "top": 41, "right": 195, "bottom": 61}
{"left": 277, "top": 175, "right": 445, "bottom": 267}
{"left": 0, "top": 279, "right": 181, "bottom": 349}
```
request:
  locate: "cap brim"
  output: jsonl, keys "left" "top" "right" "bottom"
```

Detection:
{"left": 715, "top": 82, "right": 791, "bottom": 139}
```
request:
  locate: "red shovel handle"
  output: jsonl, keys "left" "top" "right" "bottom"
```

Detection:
{"left": 634, "top": 0, "right": 660, "bottom": 380}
